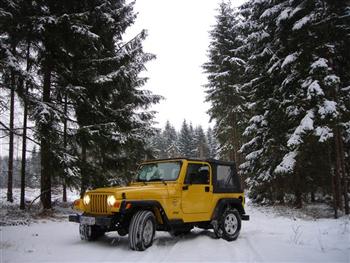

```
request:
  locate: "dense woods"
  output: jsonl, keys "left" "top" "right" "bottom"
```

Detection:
{"left": 204, "top": 0, "right": 349, "bottom": 216}
{"left": 150, "top": 120, "right": 218, "bottom": 159}
{"left": 1, "top": 0, "right": 161, "bottom": 209}
{"left": 1, "top": 0, "right": 349, "bottom": 219}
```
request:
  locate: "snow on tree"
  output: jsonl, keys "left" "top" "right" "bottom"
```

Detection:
{"left": 178, "top": 120, "right": 196, "bottom": 158}
{"left": 206, "top": 0, "right": 349, "bottom": 211}
{"left": 203, "top": 1, "right": 247, "bottom": 165}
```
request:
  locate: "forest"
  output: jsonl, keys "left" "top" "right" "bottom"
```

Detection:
{"left": 1, "top": 0, "right": 349, "bottom": 219}
{"left": 203, "top": 0, "right": 349, "bottom": 217}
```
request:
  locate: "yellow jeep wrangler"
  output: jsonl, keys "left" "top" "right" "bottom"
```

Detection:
{"left": 69, "top": 158, "right": 249, "bottom": 251}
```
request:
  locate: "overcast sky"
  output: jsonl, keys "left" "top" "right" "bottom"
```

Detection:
{"left": 126, "top": 0, "right": 246, "bottom": 130}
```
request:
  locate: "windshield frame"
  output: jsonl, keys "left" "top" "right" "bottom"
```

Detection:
{"left": 136, "top": 161, "right": 183, "bottom": 182}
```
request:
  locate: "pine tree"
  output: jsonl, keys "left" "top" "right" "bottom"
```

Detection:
{"left": 178, "top": 120, "right": 195, "bottom": 158}
{"left": 58, "top": 1, "right": 161, "bottom": 193}
{"left": 206, "top": 0, "right": 349, "bottom": 210}
{"left": 206, "top": 127, "right": 219, "bottom": 159}
{"left": 193, "top": 126, "right": 209, "bottom": 158}
{"left": 203, "top": 1, "right": 247, "bottom": 165}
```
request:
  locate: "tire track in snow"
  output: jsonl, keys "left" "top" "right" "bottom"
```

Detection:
{"left": 242, "top": 234, "right": 265, "bottom": 262}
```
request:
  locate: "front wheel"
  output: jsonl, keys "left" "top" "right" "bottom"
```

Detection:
{"left": 129, "top": 210, "right": 156, "bottom": 251}
{"left": 214, "top": 208, "right": 241, "bottom": 241}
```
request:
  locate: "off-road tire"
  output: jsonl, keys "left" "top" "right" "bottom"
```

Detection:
{"left": 79, "top": 224, "right": 105, "bottom": 241}
{"left": 129, "top": 210, "right": 156, "bottom": 251}
{"left": 215, "top": 208, "right": 241, "bottom": 241}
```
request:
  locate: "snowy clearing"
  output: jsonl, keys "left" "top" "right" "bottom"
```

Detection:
{"left": 1, "top": 189, "right": 349, "bottom": 262}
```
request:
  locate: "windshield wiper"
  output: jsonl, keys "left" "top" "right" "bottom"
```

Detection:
{"left": 137, "top": 179, "right": 147, "bottom": 185}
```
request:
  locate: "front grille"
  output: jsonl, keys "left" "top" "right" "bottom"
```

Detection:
{"left": 89, "top": 194, "right": 108, "bottom": 214}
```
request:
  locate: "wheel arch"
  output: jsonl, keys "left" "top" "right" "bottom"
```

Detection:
{"left": 211, "top": 198, "right": 245, "bottom": 220}
{"left": 120, "top": 200, "right": 169, "bottom": 226}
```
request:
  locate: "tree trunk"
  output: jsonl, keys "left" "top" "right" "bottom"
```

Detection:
{"left": 294, "top": 162, "right": 302, "bottom": 209}
{"left": 338, "top": 128, "right": 349, "bottom": 214}
{"left": 62, "top": 93, "right": 67, "bottom": 203}
{"left": 80, "top": 142, "right": 87, "bottom": 198}
{"left": 20, "top": 42, "right": 31, "bottom": 210}
{"left": 40, "top": 63, "right": 52, "bottom": 209}
{"left": 328, "top": 142, "right": 338, "bottom": 218}
{"left": 7, "top": 71, "right": 15, "bottom": 203}
{"left": 311, "top": 191, "right": 315, "bottom": 203}
{"left": 20, "top": 84, "right": 28, "bottom": 210}
{"left": 334, "top": 127, "right": 343, "bottom": 211}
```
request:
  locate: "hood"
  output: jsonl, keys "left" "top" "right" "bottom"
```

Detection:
{"left": 90, "top": 183, "right": 169, "bottom": 200}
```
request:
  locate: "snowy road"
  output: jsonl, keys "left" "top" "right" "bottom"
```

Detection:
{"left": 1, "top": 204, "right": 349, "bottom": 262}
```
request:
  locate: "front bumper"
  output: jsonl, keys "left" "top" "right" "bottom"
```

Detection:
{"left": 69, "top": 214, "right": 113, "bottom": 227}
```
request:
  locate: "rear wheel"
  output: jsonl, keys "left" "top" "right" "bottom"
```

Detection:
{"left": 214, "top": 208, "right": 241, "bottom": 241}
{"left": 129, "top": 210, "right": 156, "bottom": 251}
{"left": 79, "top": 224, "right": 105, "bottom": 241}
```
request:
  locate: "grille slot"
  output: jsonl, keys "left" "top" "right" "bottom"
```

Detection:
{"left": 89, "top": 194, "right": 108, "bottom": 214}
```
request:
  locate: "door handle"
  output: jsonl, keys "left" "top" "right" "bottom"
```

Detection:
{"left": 205, "top": 186, "right": 210, "bottom": 192}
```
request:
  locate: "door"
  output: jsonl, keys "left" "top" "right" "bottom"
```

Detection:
{"left": 181, "top": 162, "right": 213, "bottom": 214}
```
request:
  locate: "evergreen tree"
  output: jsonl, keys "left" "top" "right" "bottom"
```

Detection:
{"left": 207, "top": 127, "right": 219, "bottom": 158}
{"left": 193, "top": 126, "right": 209, "bottom": 158}
{"left": 178, "top": 120, "right": 195, "bottom": 158}
{"left": 1, "top": 0, "right": 161, "bottom": 207}
{"left": 163, "top": 121, "right": 178, "bottom": 156}
{"left": 206, "top": 0, "right": 350, "bottom": 212}
{"left": 203, "top": 1, "right": 247, "bottom": 165}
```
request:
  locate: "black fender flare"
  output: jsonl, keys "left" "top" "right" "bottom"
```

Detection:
{"left": 120, "top": 200, "right": 170, "bottom": 225}
{"left": 211, "top": 198, "right": 247, "bottom": 221}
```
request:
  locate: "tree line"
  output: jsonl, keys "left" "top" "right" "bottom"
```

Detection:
{"left": 0, "top": 0, "right": 160, "bottom": 209}
{"left": 150, "top": 120, "right": 219, "bottom": 160}
{"left": 204, "top": 0, "right": 349, "bottom": 216}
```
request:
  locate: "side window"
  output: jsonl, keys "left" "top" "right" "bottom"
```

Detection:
{"left": 185, "top": 164, "right": 210, "bottom": 185}
{"left": 217, "top": 165, "right": 235, "bottom": 188}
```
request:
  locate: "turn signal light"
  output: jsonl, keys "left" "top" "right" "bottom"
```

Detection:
{"left": 126, "top": 203, "right": 132, "bottom": 209}
{"left": 73, "top": 199, "right": 80, "bottom": 206}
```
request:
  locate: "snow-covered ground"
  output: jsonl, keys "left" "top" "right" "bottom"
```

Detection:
{"left": 1, "top": 188, "right": 349, "bottom": 262}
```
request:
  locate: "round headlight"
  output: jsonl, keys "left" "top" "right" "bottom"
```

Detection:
{"left": 107, "top": 195, "right": 116, "bottom": 206}
{"left": 83, "top": 194, "right": 90, "bottom": 205}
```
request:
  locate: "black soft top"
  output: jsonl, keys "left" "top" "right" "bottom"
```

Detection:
{"left": 141, "top": 158, "right": 241, "bottom": 193}
{"left": 142, "top": 158, "right": 235, "bottom": 166}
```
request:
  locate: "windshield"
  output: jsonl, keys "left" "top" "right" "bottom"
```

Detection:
{"left": 137, "top": 162, "right": 182, "bottom": 182}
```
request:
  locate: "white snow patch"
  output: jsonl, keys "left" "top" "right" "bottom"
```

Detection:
{"left": 293, "top": 14, "right": 313, "bottom": 30}
{"left": 307, "top": 80, "right": 324, "bottom": 99}
{"left": 287, "top": 110, "right": 314, "bottom": 147}
{"left": 310, "top": 58, "right": 329, "bottom": 72}
{"left": 94, "top": 69, "right": 122, "bottom": 84}
{"left": 267, "top": 60, "right": 281, "bottom": 74}
{"left": 277, "top": 7, "right": 292, "bottom": 25}
{"left": 245, "top": 149, "right": 263, "bottom": 161}
{"left": 341, "top": 86, "right": 350, "bottom": 92}
{"left": 286, "top": 105, "right": 300, "bottom": 117}
{"left": 71, "top": 25, "right": 99, "bottom": 39}
{"left": 260, "top": 4, "right": 283, "bottom": 19}
{"left": 315, "top": 126, "right": 333, "bottom": 142}
{"left": 281, "top": 53, "right": 298, "bottom": 68}
{"left": 318, "top": 100, "right": 338, "bottom": 118}
{"left": 275, "top": 151, "right": 297, "bottom": 174}
{"left": 229, "top": 57, "right": 246, "bottom": 66}
{"left": 324, "top": 74, "right": 340, "bottom": 86}
{"left": 3, "top": 200, "right": 349, "bottom": 262}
